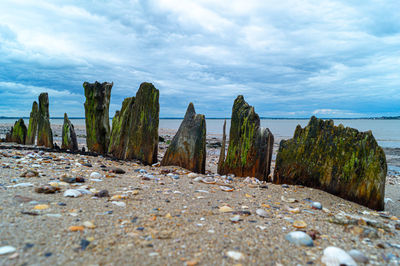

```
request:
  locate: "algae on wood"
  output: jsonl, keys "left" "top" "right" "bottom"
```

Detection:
{"left": 26, "top": 101, "right": 38, "bottom": 145}
{"left": 10, "top": 118, "right": 27, "bottom": 144}
{"left": 83, "top": 81, "right": 112, "bottom": 154}
{"left": 161, "top": 103, "right": 206, "bottom": 173}
{"left": 218, "top": 95, "right": 274, "bottom": 181}
{"left": 273, "top": 116, "right": 387, "bottom": 210}
{"left": 37, "top": 93, "right": 53, "bottom": 148}
{"left": 61, "top": 113, "right": 78, "bottom": 151}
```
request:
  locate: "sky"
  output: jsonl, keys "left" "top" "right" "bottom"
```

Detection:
{"left": 0, "top": 0, "right": 399, "bottom": 118}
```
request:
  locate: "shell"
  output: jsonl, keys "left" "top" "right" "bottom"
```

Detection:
{"left": 321, "top": 246, "right": 357, "bottom": 266}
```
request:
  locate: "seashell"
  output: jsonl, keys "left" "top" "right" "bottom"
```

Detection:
{"left": 187, "top": 173, "right": 197, "bottom": 178}
{"left": 256, "top": 209, "right": 268, "bottom": 218}
{"left": 321, "top": 246, "right": 357, "bottom": 266}
{"left": 230, "top": 215, "right": 241, "bottom": 223}
{"left": 348, "top": 249, "right": 368, "bottom": 264}
{"left": 311, "top": 202, "right": 322, "bottom": 210}
{"left": 34, "top": 204, "right": 49, "bottom": 210}
{"left": 64, "top": 189, "right": 82, "bottom": 198}
{"left": 293, "top": 220, "right": 307, "bottom": 229}
{"left": 219, "top": 206, "right": 233, "bottom": 213}
{"left": 90, "top": 172, "right": 102, "bottom": 178}
{"left": 111, "top": 201, "right": 126, "bottom": 207}
{"left": 220, "top": 186, "right": 234, "bottom": 192}
{"left": 226, "top": 251, "right": 244, "bottom": 260}
{"left": 83, "top": 221, "right": 96, "bottom": 229}
{"left": 201, "top": 177, "right": 216, "bottom": 184}
{"left": 0, "top": 246, "right": 16, "bottom": 255}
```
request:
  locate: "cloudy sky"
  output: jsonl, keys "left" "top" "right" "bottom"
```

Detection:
{"left": 0, "top": 0, "right": 399, "bottom": 118}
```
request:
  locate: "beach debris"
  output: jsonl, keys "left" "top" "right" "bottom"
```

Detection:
{"left": 226, "top": 250, "right": 244, "bottom": 260}
{"left": 293, "top": 220, "right": 307, "bottom": 229}
{"left": 34, "top": 204, "right": 49, "bottom": 210}
{"left": 83, "top": 221, "right": 96, "bottom": 229}
{"left": 37, "top": 93, "right": 54, "bottom": 148}
{"left": 321, "top": 246, "right": 357, "bottom": 266}
{"left": 68, "top": 226, "right": 84, "bottom": 232}
{"left": 25, "top": 101, "right": 38, "bottom": 145}
{"left": 83, "top": 81, "right": 112, "bottom": 154}
{"left": 285, "top": 231, "right": 314, "bottom": 246}
{"left": 273, "top": 116, "right": 387, "bottom": 210}
{"left": 0, "top": 246, "right": 16, "bottom": 255}
{"left": 61, "top": 113, "right": 78, "bottom": 151}
{"left": 161, "top": 102, "right": 206, "bottom": 174}
{"left": 108, "top": 82, "right": 159, "bottom": 165}
{"left": 348, "top": 249, "right": 369, "bottom": 264}
{"left": 218, "top": 95, "right": 274, "bottom": 181}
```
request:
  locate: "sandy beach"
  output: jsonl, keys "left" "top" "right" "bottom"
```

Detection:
{"left": 0, "top": 124, "right": 399, "bottom": 265}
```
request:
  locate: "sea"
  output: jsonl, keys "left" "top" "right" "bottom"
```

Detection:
{"left": 1, "top": 118, "right": 399, "bottom": 149}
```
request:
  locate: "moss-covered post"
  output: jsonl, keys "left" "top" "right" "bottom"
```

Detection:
{"left": 37, "top": 93, "right": 54, "bottom": 148}
{"left": 273, "top": 116, "right": 387, "bottom": 210}
{"left": 218, "top": 95, "right": 274, "bottom": 180}
{"left": 83, "top": 81, "right": 112, "bottom": 154}
{"left": 108, "top": 97, "right": 135, "bottom": 158}
{"left": 124, "top": 82, "right": 159, "bottom": 165}
{"left": 161, "top": 103, "right": 206, "bottom": 173}
{"left": 61, "top": 113, "right": 78, "bottom": 151}
{"left": 217, "top": 120, "right": 226, "bottom": 174}
{"left": 26, "top": 101, "right": 38, "bottom": 145}
{"left": 11, "top": 118, "right": 27, "bottom": 144}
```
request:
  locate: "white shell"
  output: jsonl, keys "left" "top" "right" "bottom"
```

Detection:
{"left": 63, "top": 189, "right": 82, "bottom": 197}
{"left": 111, "top": 201, "right": 126, "bottom": 207}
{"left": 0, "top": 246, "right": 16, "bottom": 255}
{"left": 256, "top": 209, "right": 268, "bottom": 217}
{"left": 90, "top": 172, "right": 102, "bottom": 178}
{"left": 13, "top": 182, "right": 33, "bottom": 187}
{"left": 321, "top": 246, "right": 357, "bottom": 266}
{"left": 226, "top": 251, "right": 244, "bottom": 260}
{"left": 188, "top": 173, "right": 197, "bottom": 178}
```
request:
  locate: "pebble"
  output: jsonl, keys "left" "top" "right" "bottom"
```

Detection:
{"left": 230, "top": 215, "right": 241, "bottom": 223}
{"left": 13, "top": 182, "right": 34, "bottom": 188}
{"left": 321, "top": 246, "right": 357, "bottom": 266}
{"left": 220, "top": 186, "right": 234, "bottom": 192}
{"left": 285, "top": 231, "right": 314, "bottom": 246}
{"left": 226, "top": 250, "right": 244, "bottom": 260}
{"left": 90, "top": 172, "right": 102, "bottom": 178}
{"left": 311, "top": 202, "right": 322, "bottom": 210}
{"left": 0, "top": 246, "right": 16, "bottom": 255}
{"left": 34, "top": 204, "right": 50, "bottom": 210}
{"left": 187, "top": 173, "right": 197, "bottom": 178}
{"left": 256, "top": 209, "right": 268, "bottom": 218}
{"left": 35, "top": 185, "right": 60, "bottom": 194}
{"left": 83, "top": 221, "right": 96, "bottom": 229}
{"left": 94, "top": 190, "right": 109, "bottom": 197}
{"left": 348, "top": 249, "right": 369, "bottom": 264}
{"left": 293, "top": 220, "right": 307, "bottom": 229}
{"left": 64, "top": 189, "right": 82, "bottom": 198}
{"left": 111, "top": 167, "right": 126, "bottom": 174}
{"left": 68, "top": 226, "right": 84, "bottom": 232}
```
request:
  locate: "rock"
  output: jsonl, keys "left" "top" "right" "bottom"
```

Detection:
{"left": 68, "top": 226, "right": 84, "bottom": 232}
{"left": 90, "top": 172, "right": 102, "bottom": 178}
{"left": 273, "top": 116, "right": 387, "bottom": 210}
{"left": 293, "top": 220, "right": 307, "bottom": 229}
{"left": 37, "top": 93, "right": 54, "bottom": 148}
{"left": 13, "top": 182, "right": 34, "bottom": 188}
{"left": 161, "top": 103, "right": 206, "bottom": 173}
{"left": 110, "top": 167, "right": 125, "bottom": 174}
{"left": 285, "top": 231, "right": 314, "bottom": 247}
{"left": 34, "top": 204, "right": 49, "bottom": 210}
{"left": 348, "top": 249, "right": 369, "bottom": 264}
{"left": 83, "top": 81, "right": 112, "bottom": 154}
{"left": 26, "top": 101, "right": 39, "bottom": 145}
{"left": 111, "top": 201, "right": 126, "bottom": 207}
{"left": 94, "top": 190, "right": 109, "bottom": 197}
{"left": 20, "top": 170, "right": 38, "bottom": 177}
{"left": 83, "top": 221, "right": 96, "bottom": 229}
{"left": 10, "top": 118, "right": 27, "bottom": 144}
{"left": 0, "top": 246, "right": 16, "bottom": 255}
{"left": 219, "top": 206, "right": 234, "bottom": 213}
{"left": 61, "top": 113, "right": 78, "bottom": 151}
{"left": 218, "top": 95, "right": 274, "bottom": 181}
{"left": 187, "top": 173, "right": 197, "bottom": 178}
{"left": 226, "top": 251, "right": 244, "bottom": 260}
{"left": 321, "top": 246, "right": 357, "bottom": 266}
{"left": 108, "top": 82, "right": 159, "bottom": 165}
{"left": 64, "top": 189, "right": 82, "bottom": 198}
{"left": 35, "top": 185, "right": 60, "bottom": 194}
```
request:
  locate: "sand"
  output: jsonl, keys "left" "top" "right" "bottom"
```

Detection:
{"left": 0, "top": 124, "right": 399, "bottom": 265}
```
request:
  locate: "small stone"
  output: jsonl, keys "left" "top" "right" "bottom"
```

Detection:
{"left": 219, "top": 206, "right": 234, "bottom": 213}
{"left": 80, "top": 239, "right": 91, "bottom": 250}
{"left": 311, "top": 202, "right": 322, "bottom": 210}
{"left": 226, "top": 250, "right": 244, "bottom": 260}
{"left": 0, "top": 246, "right": 16, "bottom": 255}
{"left": 110, "top": 167, "right": 126, "bottom": 174}
{"left": 293, "top": 220, "right": 307, "bottom": 229}
{"left": 34, "top": 204, "right": 49, "bottom": 210}
{"left": 13, "top": 183, "right": 34, "bottom": 188}
{"left": 35, "top": 185, "right": 60, "bottom": 194}
{"left": 230, "top": 215, "right": 241, "bottom": 223}
{"left": 285, "top": 231, "right": 314, "bottom": 247}
{"left": 83, "top": 221, "right": 96, "bottom": 229}
{"left": 220, "top": 186, "right": 234, "bottom": 192}
{"left": 64, "top": 189, "right": 82, "bottom": 198}
{"left": 111, "top": 201, "right": 126, "bottom": 207}
{"left": 68, "top": 226, "right": 84, "bottom": 232}
{"left": 256, "top": 209, "right": 268, "bottom": 218}
{"left": 321, "top": 246, "right": 357, "bottom": 266}
{"left": 20, "top": 170, "right": 39, "bottom": 177}
{"left": 90, "top": 172, "right": 102, "bottom": 178}
{"left": 188, "top": 173, "right": 197, "bottom": 178}
{"left": 94, "top": 190, "right": 109, "bottom": 197}
{"left": 348, "top": 249, "right": 369, "bottom": 264}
